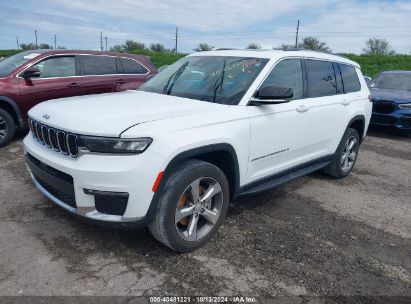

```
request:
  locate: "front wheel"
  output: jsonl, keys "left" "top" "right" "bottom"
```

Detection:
{"left": 148, "top": 160, "right": 230, "bottom": 252}
{"left": 323, "top": 128, "right": 360, "bottom": 178}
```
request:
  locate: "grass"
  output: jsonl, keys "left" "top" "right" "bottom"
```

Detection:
{"left": 1, "top": 49, "right": 410, "bottom": 76}
{"left": 342, "top": 54, "right": 411, "bottom": 77}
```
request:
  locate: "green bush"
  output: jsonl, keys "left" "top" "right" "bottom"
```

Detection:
{"left": 342, "top": 54, "right": 411, "bottom": 77}
{"left": 128, "top": 50, "right": 186, "bottom": 68}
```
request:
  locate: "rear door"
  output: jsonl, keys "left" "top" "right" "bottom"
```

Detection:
{"left": 18, "top": 55, "right": 82, "bottom": 109}
{"left": 79, "top": 55, "right": 120, "bottom": 95}
{"left": 302, "top": 59, "right": 349, "bottom": 159}
{"left": 118, "top": 56, "right": 150, "bottom": 90}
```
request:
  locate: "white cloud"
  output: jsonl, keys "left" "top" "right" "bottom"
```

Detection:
{"left": 1, "top": 0, "right": 410, "bottom": 53}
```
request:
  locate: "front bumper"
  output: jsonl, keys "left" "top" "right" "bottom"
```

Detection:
{"left": 370, "top": 109, "right": 411, "bottom": 131}
{"left": 23, "top": 134, "right": 164, "bottom": 225}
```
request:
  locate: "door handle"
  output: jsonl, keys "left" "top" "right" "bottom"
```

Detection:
{"left": 296, "top": 105, "right": 309, "bottom": 113}
{"left": 116, "top": 79, "right": 126, "bottom": 84}
{"left": 341, "top": 99, "right": 352, "bottom": 106}
{"left": 68, "top": 83, "right": 80, "bottom": 88}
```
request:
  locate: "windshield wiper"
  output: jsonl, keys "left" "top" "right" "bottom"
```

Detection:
{"left": 163, "top": 62, "right": 189, "bottom": 95}
{"left": 211, "top": 60, "right": 226, "bottom": 103}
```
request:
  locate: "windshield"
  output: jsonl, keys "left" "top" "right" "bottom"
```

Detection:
{"left": 369, "top": 73, "right": 411, "bottom": 91}
{"left": 140, "top": 56, "right": 269, "bottom": 105}
{"left": 0, "top": 51, "right": 41, "bottom": 77}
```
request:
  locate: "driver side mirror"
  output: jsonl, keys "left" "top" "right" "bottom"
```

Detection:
{"left": 21, "top": 66, "right": 41, "bottom": 79}
{"left": 249, "top": 84, "right": 293, "bottom": 105}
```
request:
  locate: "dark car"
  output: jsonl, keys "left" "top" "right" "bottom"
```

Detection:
{"left": 0, "top": 49, "right": 157, "bottom": 146}
{"left": 369, "top": 71, "right": 411, "bottom": 135}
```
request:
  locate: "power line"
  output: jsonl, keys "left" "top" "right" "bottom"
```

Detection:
{"left": 54, "top": 34, "right": 57, "bottom": 49}
{"left": 34, "top": 30, "right": 38, "bottom": 48}
{"left": 105, "top": 36, "right": 108, "bottom": 51}
{"left": 16, "top": 36, "right": 19, "bottom": 50}
{"left": 100, "top": 32, "right": 103, "bottom": 51}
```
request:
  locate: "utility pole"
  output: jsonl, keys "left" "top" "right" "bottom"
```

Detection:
{"left": 54, "top": 34, "right": 56, "bottom": 49}
{"left": 35, "top": 30, "right": 38, "bottom": 48}
{"left": 105, "top": 36, "right": 108, "bottom": 51}
{"left": 295, "top": 19, "right": 300, "bottom": 48}
{"left": 100, "top": 32, "right": 103, "bottom": 51}
{"left": 175, "top": 27, "right": 178, "bottom": 53}
{"left": 16, "top": 36, "right": 19, "bottom": 50}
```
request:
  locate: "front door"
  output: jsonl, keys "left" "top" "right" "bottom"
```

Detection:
{"left": 18, "top": 55, "right": 82, "bottom": 115}
{"left": 246, "top": 58, "right": 311, "bottom": 183}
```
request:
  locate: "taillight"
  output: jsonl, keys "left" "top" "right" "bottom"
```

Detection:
{"left": 368, "top": 95, "right": 372, "bottom": 102}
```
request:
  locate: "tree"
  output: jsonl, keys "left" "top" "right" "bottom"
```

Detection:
{"left": 39, "top": 43, "right": 53, "bottom": 49}
{"left": 278, "top": 44, "right": 295, "bottom": 50}
{"left": 193, "top": 43, "right": 214, "bottom": 52}
{"left": 110, "top": 44, "right": 123, "bottom": 52}
{"left": 362, "top": 38, "right": 394, "bottom": 55}
{"left": 20, "top": 43, "right": 37, "bottom": 50}
{"left": 150, "top": 43, "right": 167, "bottom": 53}
{"left": 110, "top": 40, "right": 147, "bottom": 52}
{"left": 123, "top": 40, "right": 146, "bottom": 51}
{"left": 246, "top": 43, "right": 261, "bottom": 49}
{"left": 299, "top": 36, "right": 331, "bottom": 52}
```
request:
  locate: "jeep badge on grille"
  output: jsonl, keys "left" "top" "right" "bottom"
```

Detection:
{"left": 42, "top": 114, "right": 50, "bottom": 120}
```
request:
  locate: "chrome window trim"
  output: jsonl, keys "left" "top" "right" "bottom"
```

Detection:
{"left": 17, "top": 53, "right": 150, "bottom": 80}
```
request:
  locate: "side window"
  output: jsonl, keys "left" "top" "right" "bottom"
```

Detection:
{"left": 119, "top": 57, "right": 149, "bottom": 74}
{"left": 82, "top": 55, "right": 117, "bottom": 75}
{"left": 306, "top": 60, "right": 337, "bottom": 97}
{"left": 339, "top": 64, "right": 361, "bottom": 93}
{"left": 261, "top": 59, "right": 304, "bottom": 100}
{"left": 32, "top": 56, "right": 76, "bottom": 78}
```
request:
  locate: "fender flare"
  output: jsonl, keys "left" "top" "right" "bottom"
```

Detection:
{"left": 145, "top": 143, "right": 241, "bottom": 222}
{"left": 346, "top": 114, "right": 366, "bottom": 140}
{"left": 0, "top": 96, "right": 24, "bottom": 128}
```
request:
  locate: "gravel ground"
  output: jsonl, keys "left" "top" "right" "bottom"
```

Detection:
{"left": 0, "top": 130, "right": 410, "bottom": 302}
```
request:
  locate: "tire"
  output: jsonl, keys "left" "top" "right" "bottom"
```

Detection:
{"left": 323, "top": 128, "right": 360, "bottom": 178}
{"left": 0, "top": 109, "right": 16, "bottom": 148}
{"left": 148, "top": 159, "right": 230, "bottom": 252}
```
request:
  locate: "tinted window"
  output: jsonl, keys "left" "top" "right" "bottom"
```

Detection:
{"left": 261, "top": 59, "right": 304, "bottom": 100}
{"left": 82, "top": 55, "right": 117, "bottom": 75}
{"left": 120, "top": 57, "right": 148, "bottom": 74}
{"left": 33, "top": 56, "right": 76, "bottom": 78}
{"left": 339, "top": 64, "right": 361, "bottom": 93}
{"left": 306, "top": 60, "right": 337, "bottom": 97}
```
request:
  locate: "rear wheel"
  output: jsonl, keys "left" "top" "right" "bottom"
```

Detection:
{"left": 0, "top": 109, "right": 16, "bottom": 147}
{"left": 149, "top": 160, "right": 229, "bottom": 252}
{"left": 323, "top": 128, "right": 360, "bottom": 178}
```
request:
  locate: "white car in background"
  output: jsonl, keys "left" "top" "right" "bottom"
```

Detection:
{"left": 23, "top": 49, "right": 372, "bottom": 252}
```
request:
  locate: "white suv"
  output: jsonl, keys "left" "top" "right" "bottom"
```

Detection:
{"left": 23, "top": 50, "right": 372, "bottom": 252}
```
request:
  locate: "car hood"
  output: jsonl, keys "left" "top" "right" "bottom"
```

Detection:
{"left": 370, "top": 88, "right": 411, "bottom": 104}
{"left": 28, "top": 90, "right": 229, "bottom": 136}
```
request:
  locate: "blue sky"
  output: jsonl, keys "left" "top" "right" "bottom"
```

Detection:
{"left": 1, "top": 0, "right": 410, "bottom": 54}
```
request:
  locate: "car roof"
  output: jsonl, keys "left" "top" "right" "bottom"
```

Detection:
{"left": 188, "top": 49, "right": 360, "bottom": 68}
{"left": 24, "top": 49, "right": 145, "bottom": 58}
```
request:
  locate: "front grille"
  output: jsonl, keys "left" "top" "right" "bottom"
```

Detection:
{"left": 95, "top": 195, "right": 128, "bottom": 216}
{"left": 372, "top": 100, "right": 397, "bottom": 114}
{"left": 34, "top": 174, "right": 76, "bottom": 208}
{"left": 29, "top": 118, "right": 78, "bottom": 157}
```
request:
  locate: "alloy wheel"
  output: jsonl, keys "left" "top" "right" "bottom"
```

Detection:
{"left": 175, "top": 177, "right": 223, "bottom": 242}
{"left": 0, "top": 115, "right": 8, "bottom": 142}
{"left": 341, "top": 135, "right": 358, "bottom": 173}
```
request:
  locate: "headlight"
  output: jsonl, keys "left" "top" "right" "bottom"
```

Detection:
{"left": 78, "top": 136, "right": 152, "bottom": 154}
{"left": 399, "top": 103, "right": 411, "bottom": 110}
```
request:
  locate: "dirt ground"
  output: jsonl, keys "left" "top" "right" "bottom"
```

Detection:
{"left": 0, "top": 130, "right": 410, "bottom": 302}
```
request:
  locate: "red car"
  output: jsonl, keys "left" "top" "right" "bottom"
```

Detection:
{"left": 0, "top": 49, "right": 157, "bottom": 146}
